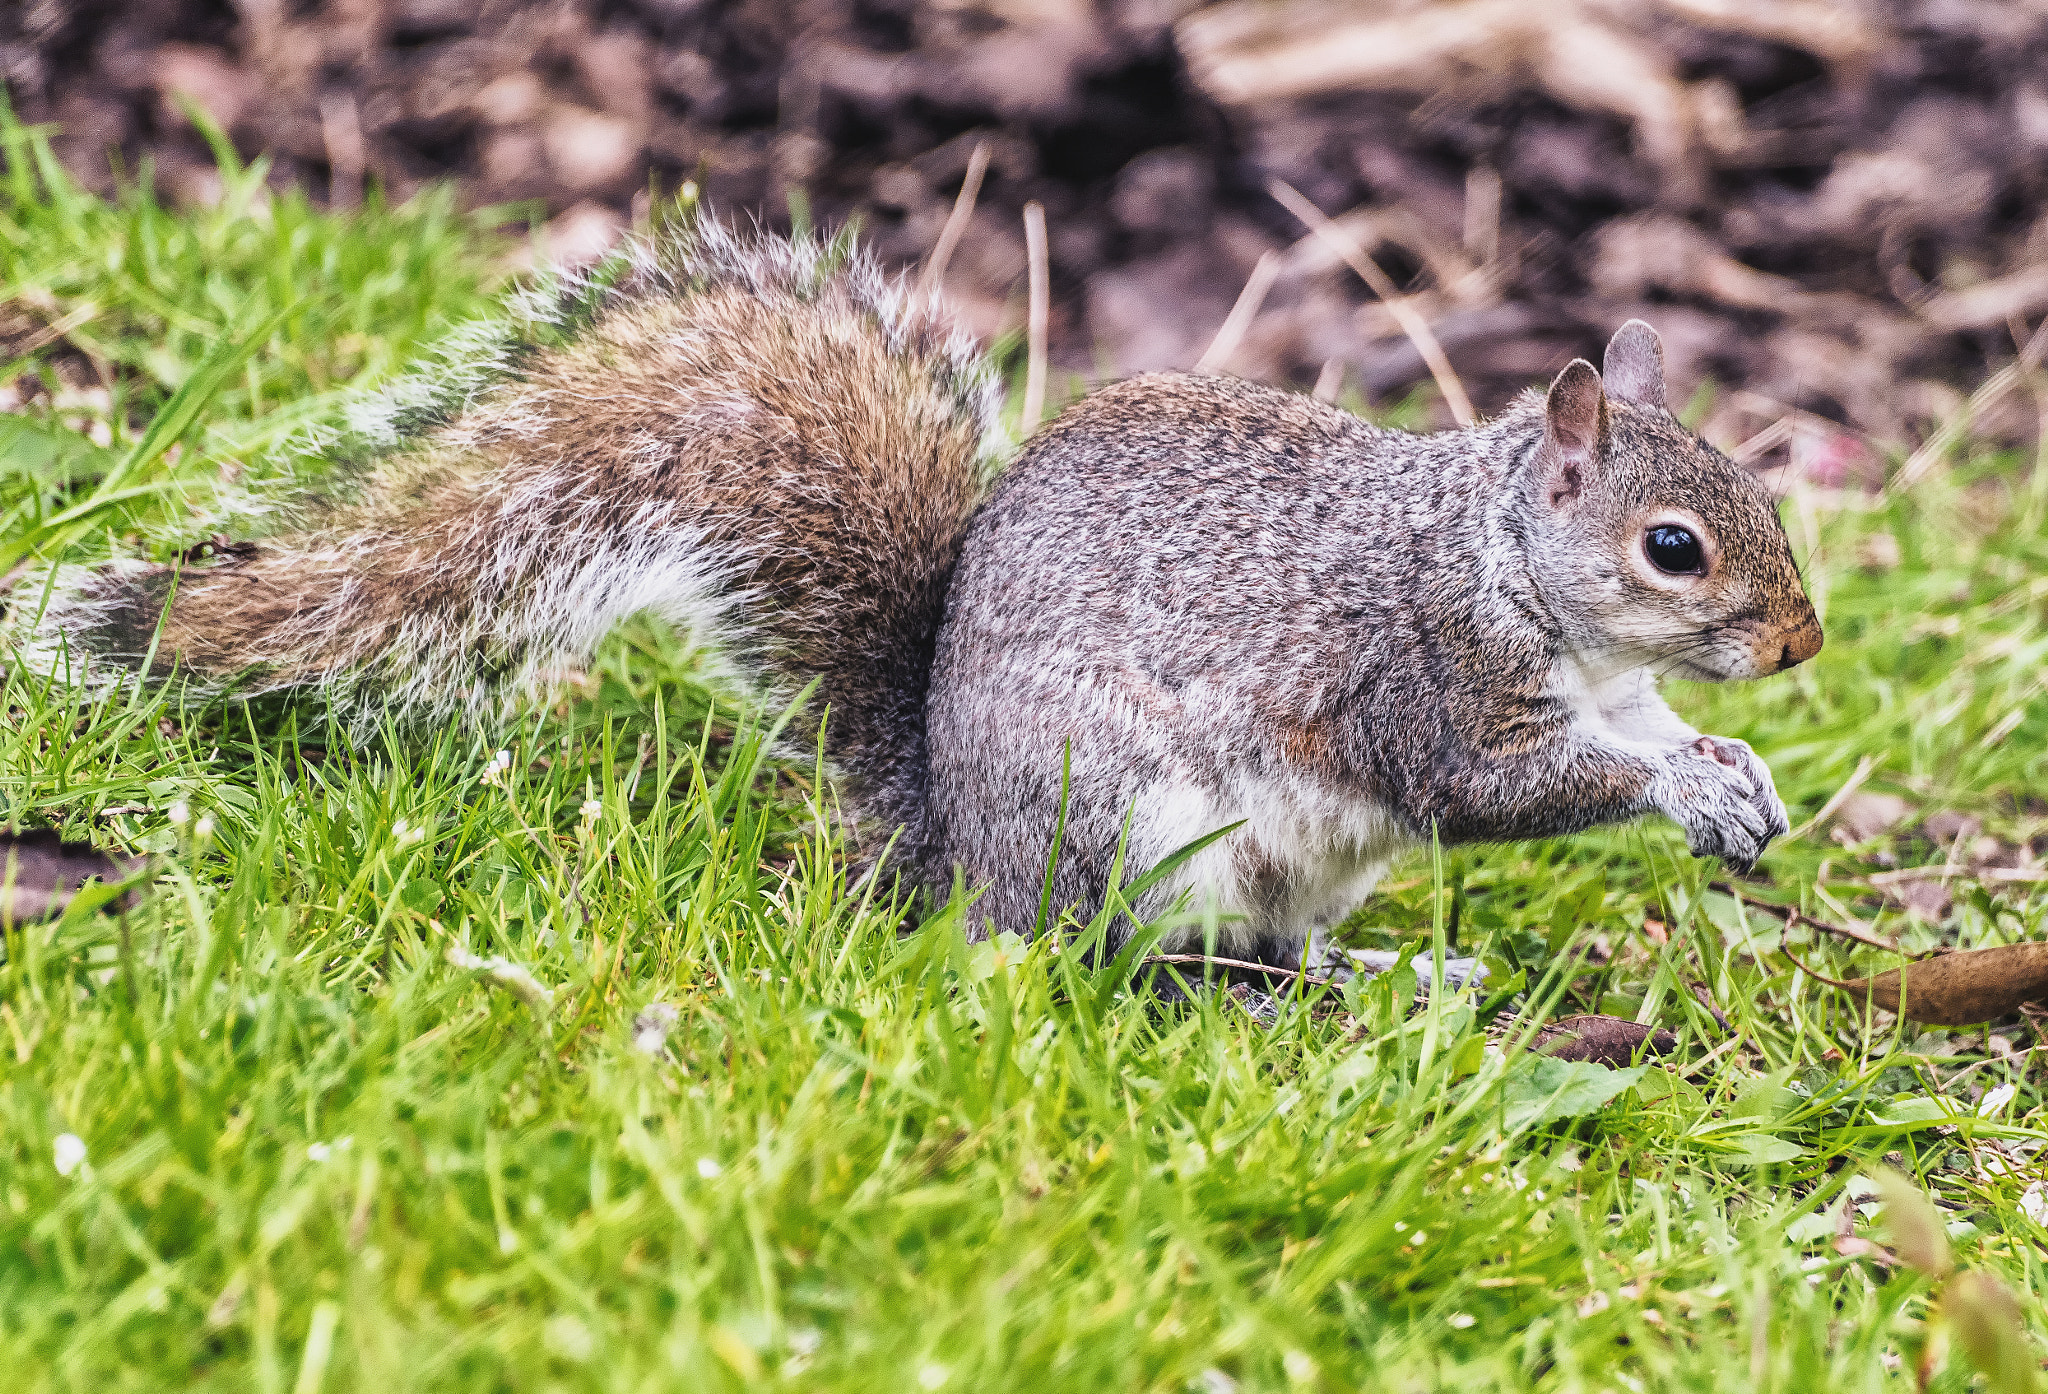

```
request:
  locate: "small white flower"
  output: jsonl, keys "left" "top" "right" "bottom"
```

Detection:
{"left": 1447, "top": 1313, "right": 1476, "bottom": 1330}
{"left": 579, "top": 798, "right": 602, "bottom": 831}
{"left": 193, "top": 815, "right": 215, "bottom": 840}
{"left": 697, "top": 1157, "right": 722, "bottom": 1179}
{"left": 1410, "top": 1231, "right": 1428, "bottom": 1246}
{"left": 393, "top": 818, "right": 426, "bottom": 848}
{"left": 167, "top": 801, "right": 191, "bottom": 827}
{"left": 917, "top": 1364, "right": 950, "bottom": 1390}
{"left": 482, "top": 750, "right": 514, "bottom": 785}
{"left": 308, "top": 1142, "right": 331, "bottom": 1163}
{"left": 1393, "top": 1221, "right": 1407, "bottom": 1232}
{"left": 53, "top": 1133, "right": 87, "bottom": 1177}
{"left": 1282, "top": 1350, "right": 1317, "bottom": 1384}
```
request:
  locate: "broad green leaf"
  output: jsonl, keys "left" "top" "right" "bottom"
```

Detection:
{"left": 1502, "top": 1057, "right": 1644, "bottom": 1132}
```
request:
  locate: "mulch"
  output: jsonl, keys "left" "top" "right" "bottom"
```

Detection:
{"left": 6, "top": 0, "right": 2047, "bottom": 452}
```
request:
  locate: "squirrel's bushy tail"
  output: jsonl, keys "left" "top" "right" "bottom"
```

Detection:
{"left": 21, "top": 219, "right": 1000, "bottom": 865}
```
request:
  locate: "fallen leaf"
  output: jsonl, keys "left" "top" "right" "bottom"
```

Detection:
{"left": 1535, "top": 1015, "right": 1678, "bottom": 1068}
{"left": 1803, "top": 942, "right": 2048, "bottom": 1025}
{"left": 0, "top": 830, "right": 148, "bottom": 922}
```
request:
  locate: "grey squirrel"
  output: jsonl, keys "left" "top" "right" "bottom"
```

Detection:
{"left": 23, "top": 220, "right": 1821, "bottom": 970}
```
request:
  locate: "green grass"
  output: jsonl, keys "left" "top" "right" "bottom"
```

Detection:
{"left": 4, "top": 111, "right": 2048, "bottom": 1393}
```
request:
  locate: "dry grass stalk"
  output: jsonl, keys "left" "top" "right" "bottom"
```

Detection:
{"left": 1787, "top": 753, "right": 1876, "bottom": 841}
{"left": 1463, "top": 163, "right": 1501, "bottom": 267}
{"left": 1021, "top": 200, "right": 1049, "bottom": 433}
{"left": 1889, "top": 317, "right": 2048, "bottom": 494}
{"left": 1865, "top": 866, "right": 2048, "bottom": 887}
{"left": 1313, "top": 358, "right": 1345, "bottom": 402}
{"left": 319, "top": 92, "right": 365, "bottom": 211}
{"left": 1194, "top": 251, "right": 1282, "bottom": 374}
{"left": 1729, "top": 417, "right": 1795, "bottom": 468}
{"left": 914, "top": 140, "right": 990, "bottom": 312}
{"left": 6, "top": 300, "right": 99, "bottom": 361}
{"left": 1269, "top": 178, "right": 1475, "bottom": 425}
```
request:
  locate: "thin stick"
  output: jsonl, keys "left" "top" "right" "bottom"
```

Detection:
{"left": 1022, "top": 200, "right": 1049, "bottom": 433}
{"left": 1269, "top": 178, "right": 1475, "bottom": 425}
{"left": 1709, "top": 880, "right": 1902, "bottom": 954}
{"left": 1142, "top": 953, "right": 1336, "bottom": 987}
{"left": 1866, "top": 866, "right": 2048, "bottom": 887}
{"left": 915, "top": 141, "right": 990, "bottom": 311}
{"left": 1194, "top": 251, "right": 1281, "bottom": 374}
{"left": 1787, "top": 753, "right": 1875, "bottom": 841}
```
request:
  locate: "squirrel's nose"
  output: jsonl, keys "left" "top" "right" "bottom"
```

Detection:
{"left": 1775, "top": 619, "right": 1824, "bottom": 670}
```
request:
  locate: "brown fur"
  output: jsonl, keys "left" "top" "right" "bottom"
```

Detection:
{"left": 37, "top": 226, "right": 996, "bottom": 868}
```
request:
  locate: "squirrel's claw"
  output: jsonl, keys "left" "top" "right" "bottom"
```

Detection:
{"left": 1654, "top": 735, "right": 1789, "bottom": 872}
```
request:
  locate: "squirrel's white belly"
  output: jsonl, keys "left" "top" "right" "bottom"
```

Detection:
{"left": 1131, "top": 771, "right": 1414, "bottom": 958}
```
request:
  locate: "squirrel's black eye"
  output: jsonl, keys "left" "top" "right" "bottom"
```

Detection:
{"left": 1645, "top": 524, "right": 1704, "bottom": 575}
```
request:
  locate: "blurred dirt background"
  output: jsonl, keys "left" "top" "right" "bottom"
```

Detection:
{"left": 6, "top": 0, "right": 2048, "bottom": 455}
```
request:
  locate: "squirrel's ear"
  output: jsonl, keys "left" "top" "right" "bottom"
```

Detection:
{"left": 1539, "top": 358, "right": 1608, "bottom": 509}
{"left": 1602, "top": 320, "right": 1666, "bottom": 410}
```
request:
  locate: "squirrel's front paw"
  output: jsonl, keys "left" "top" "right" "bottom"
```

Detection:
{"left": 1651, "top": 736, "right": 1790, "bottom": 872}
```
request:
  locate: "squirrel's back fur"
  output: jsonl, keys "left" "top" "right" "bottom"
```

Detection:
{"left": 26, "top": 221, "right": 1000, "bottom": 867}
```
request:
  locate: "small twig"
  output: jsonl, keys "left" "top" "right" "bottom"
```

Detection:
{"left": 1788, "top": 753, "right": 1876, "bottom": 841}
{"left": 1021, "top": 200, "right": 1049, "bottom": 433}
{"left": 1708, "top": 880, "right": 1903, "bottom": 954}
{"left": 1866, "top": 865, "right": 2048, "bottom": 887}
{"left": 1142, "top": 952, "right": 1337, "bottom": 988}
{"left": 1268, "top": 178, "right": 1475, "bottom": 426}
{"left": 915, "top": 141, "right": 990, "bottom": 312}
{"left": 1194, "top": 251, "right": 1282, "bottom": 374}
{"left": 1779, "top": 941, "right": 1895, "bottom": 992}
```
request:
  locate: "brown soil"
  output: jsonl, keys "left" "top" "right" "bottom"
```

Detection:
{"left": 6, "top": 1, "right": 2047, "bottom": 449}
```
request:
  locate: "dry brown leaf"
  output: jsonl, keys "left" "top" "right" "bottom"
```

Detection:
{"left": 0, "top": 831, "right": 147, "bottom": 922}
{"left": 1535, "top": 1015, "right": 1679, "bottom": 1068}
{"left": 1804, "top": 942, "right": 2048, "bottom": 1025}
